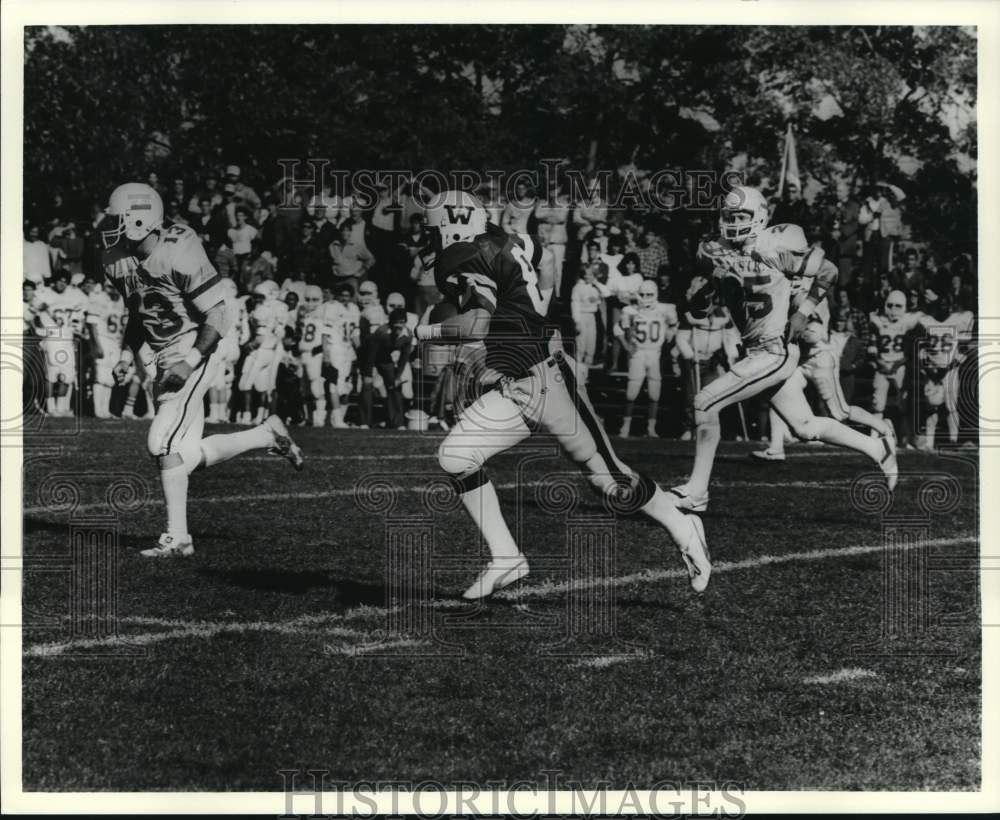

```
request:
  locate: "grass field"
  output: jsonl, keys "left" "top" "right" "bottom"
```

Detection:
{"left": 20, "top": 418, "right": 980, "bottom": 791}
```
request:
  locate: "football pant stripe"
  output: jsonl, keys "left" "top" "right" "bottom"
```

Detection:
{"left": 163, "top": 357, "right": 210, "bottom": 454}
{"left": 701, "top": 344, "right": 792, "bottom": 413}
{"left": 555, "top": 355, "right": 632, "bottom": 484}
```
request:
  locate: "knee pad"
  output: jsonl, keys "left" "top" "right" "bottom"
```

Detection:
{"left": 437, "top": 442, "right": 483, "bottom": 477}
{"left": 694, "top": 408, "right": 720, "bottom": 428}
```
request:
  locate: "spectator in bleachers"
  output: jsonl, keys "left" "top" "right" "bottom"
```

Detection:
{"left": 23, "top": 224, "right": 51, "bottom": 285}
{"left": 573, "top": 175, "right": 608, "bottom": 240}
{"left": 770, "top": 182, "right": 810, "bottom": 228}
{"left": 188, "top": 172, "right": 222, "bottom": 216}
{"left": 571, "top": 263, "right": 608, "bottom": 385}
{"left": 228, "top": 208, "right": 258, "bottom": 289}
{"left": 213, "top": 238, "right": 239, "bottom": 285}
{"left": 331, "top": 221, "right": 375, "bottom": 296}
{"left": 501, "top": 180, "right": 536, "bottom": 235}
{"left": 636, "top": 222, "right": 670, "bottom": 280}
{"left": 829, "top": 308, "right": 866, "bottom": 406}
{"left": 341, "top": 204, "right": 370, "bottom": 250}
{"left": 258, "top": 195, "right": 293, "bottom": 262}
{"left": 226, "top": 164, "right": 261, "bottom": 212}
{"left": 166, "top": 199, "right": 189, "bottom": 227}
{"left": 833, "top": 181, "right": 862, "bottom": 287}
{"left": 533, "top": 179, "right": 570, "bottom": 298}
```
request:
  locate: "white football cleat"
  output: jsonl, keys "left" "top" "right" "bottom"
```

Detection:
{"left": 263, "top": 415, "right": 304, "bottom": 471}
{"left": 678, "top": 514, "right": 711, "bottom": 593}
{"left": 140, "top": 533, "right": 194, "bottom": 558}
{"left": 878, "top": 430, "right": 898, "bottom": 492}
{"left": 461, "top": 555, "right": 530, "bottom": 600}
{"left": 667, "top": 484, "right": 709, "bottom": 512}
{"left": 750, "top": 448, "right": 785, "bottom": 462}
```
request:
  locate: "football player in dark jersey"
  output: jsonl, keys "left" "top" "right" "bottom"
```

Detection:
{"left": 413, "top": 191, "right": 711, "bottom": 599}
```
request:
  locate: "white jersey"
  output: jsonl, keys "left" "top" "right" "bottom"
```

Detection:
{"left": 791, "top": 277, "right": 831, "bottom": 348}
{"left": 102, "top": 222, "right": 227, "bottom": 365}
{"left": 86, "top": 289, "right": 128, "bottom": 348}
{"left": 249, "top": 298, "right": 289, "bottom": 350}
{"left": 39, "top": 286, "right": 89, "bottom": 340}
{"left": 698, "top": 224, "right": 826, "bottom": 346}
{"left": 298, "top": 308, "right": 332, "bottom": 354}
{"left": 621, "top": 303, "right": 677, "bottom": 352}
{"left": 922, "top": 311, "right": 974, "bottom": 370}
{"left": 321, "top": 301, "right": 361, "bottom": 357}
{"left": 571, "top": 280, "right": 604, "bottom": 319}
{"left": 869, "top": 311, "right": 924, "bottom": 371}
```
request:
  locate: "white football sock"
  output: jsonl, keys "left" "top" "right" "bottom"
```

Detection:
{"left": 314, "top": 398, "right": 327, "bottom": 425}
{"left": 160, "top": 463, "right": 189, "bottom": 538}
{"left": 93, "top": 384, "right": 111, "bottom": 418}
{"left": 847, "top": 405, "right": 891, "bottom": 437}
{"left": 460, "top": 480, "right": 520, "bottom": 560}
{"left": 686, "top": 416, "right": 721, "bottom": 496}
{"left": 200, "top": 426, "right": 273, "bottom": 468}
{"left": 814, "top": 417, "right": 882, "bottom": 462}
{"left": 768, "top": 408, "right": 787, "bottom": 455}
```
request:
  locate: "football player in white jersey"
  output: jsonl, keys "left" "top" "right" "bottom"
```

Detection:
{"left": 752, "top": 279, "right": 894, "bottom": 461}
{"left": 298, "top": 285, "right": 334, "bottom": 426}
{"left": 868, "top": 290, "right": 925, "bottom": 431}
{"left": 321, "top": 284, "right": 361, "bottom": 428}
{"left": 37, "top": 268, "right": 89, "bottom": 417}
{"left": 618, "top": 280, "right": 678, "bottom": 438}
{"left": 85, "top": 281, "right": 129, "bottom": 418}
{"left": 918, "top": 294, "right": 975, "bottom": 450}
{"left": 238, "top": 280, "right": 286, "bottom": 424}
{"left": 670, "top": 185, "right": 897, "bottom": 511}
{"left": 101, "top": 182, "right": 303, "bottom": 558}
{"left": 207, "top": 277, "right": 249, "bottom": 423}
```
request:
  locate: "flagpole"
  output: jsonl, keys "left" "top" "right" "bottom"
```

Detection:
{"left": 777, "top": 123, "right": 790, "bottom": 199}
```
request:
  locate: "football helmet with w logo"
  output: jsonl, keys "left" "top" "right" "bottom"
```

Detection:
{"left": 426, "top": 190, "right": 488, "bottom": 249}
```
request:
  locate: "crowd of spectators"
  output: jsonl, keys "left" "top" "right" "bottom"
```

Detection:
{"left": 21, "top": 165, "right": 979, "bottom": 446}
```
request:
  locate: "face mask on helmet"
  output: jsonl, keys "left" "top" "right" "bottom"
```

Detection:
{"left": 719, "top": 186, "right": 768, "bottom": 244}
{"left": 885, "top": 293, "right": 907, "bottom": 320}
{"left": 638, "top": 285, "right": 657, "bottom": 306}
{"left": 303, "top": 286, "right": 323, "bottom": 313}
{"left": 101, "top": 182, "right": 164, "bottom": 249}
{"left": 358, "top": 286, "right": 378, "bottom": 307}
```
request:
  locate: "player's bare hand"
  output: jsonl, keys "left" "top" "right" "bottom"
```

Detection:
{"left": 159, "top": 360, "right": 193, "bottom": 393}
{"left": 787, "top": 310, "right": 809, "bottom": 341}
{"left": 112, "top": 359, "right": 132, "bottom": 386}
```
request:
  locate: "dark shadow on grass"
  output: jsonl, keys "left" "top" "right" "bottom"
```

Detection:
{"left": 195, "top": 566, "right": 389, "bottom": 606}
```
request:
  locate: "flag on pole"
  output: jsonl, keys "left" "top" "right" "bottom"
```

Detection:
{"left": 778, "top": 123, "right": 801, "bottom": 198}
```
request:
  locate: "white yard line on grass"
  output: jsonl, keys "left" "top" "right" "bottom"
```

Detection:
{"left": 23, "top": 534, "right": 976, "bottom": 659}
{"left": 23, "top": 479, "right": 852, "bottom": 516}
{"left": 803, "top": 668, "right": 880, "bottom": 685}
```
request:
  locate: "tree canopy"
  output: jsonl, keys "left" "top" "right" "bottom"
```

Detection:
{"left": 23, "top": 24, "right": 976, "bottom": 243}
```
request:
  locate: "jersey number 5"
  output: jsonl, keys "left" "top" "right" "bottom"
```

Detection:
{"left": 743, "top": 274, "right": 773, "bottom": 321}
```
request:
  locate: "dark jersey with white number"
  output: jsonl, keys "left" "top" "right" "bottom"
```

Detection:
{"left": 435, "top": 223, "right": 553, "bottom": 376}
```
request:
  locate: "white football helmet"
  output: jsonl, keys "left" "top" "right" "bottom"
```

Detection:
{"left": 253, "top": 280, "right": 280, "bottom": 301}
{"left": 358, "top": 282, "right": 379, "bottom": 308}
{"left": 638, "top": 280, "right": 658, "bottom": 307}
{"left": 720, "top": 185, "right": 768, "bottom": 244}
{"left": 302, "top": 285, "right": 323, "bottom": 313}
{"left": 885, "top": 290, "right": 907, "bottom": 321}
{"left": 425, "top": 190, "right": 488, "bottom": 249}
{"left": 101, "top": 182, "right": 164, "bottom": 248}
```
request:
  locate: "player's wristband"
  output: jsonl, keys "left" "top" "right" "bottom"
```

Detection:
{"left": 184, "top": 348, "right": 203, "bottom": 369}
{"left": 415, "top": 324, "right": 443, "bottom": 341}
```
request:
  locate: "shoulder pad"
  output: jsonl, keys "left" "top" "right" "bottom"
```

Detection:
{"left": 755, "top": 224, "right": 808, "bottom": 256}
